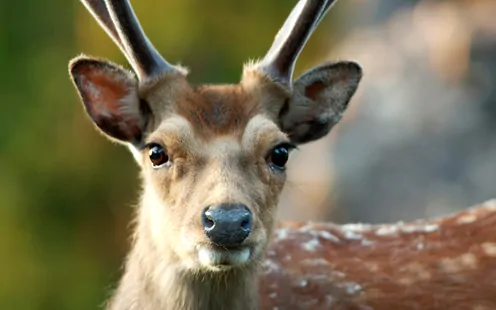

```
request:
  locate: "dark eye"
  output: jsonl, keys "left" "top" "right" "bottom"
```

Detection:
{"left": 267, "top": 143, "right": 294, "bottom": 170}
{"left": 148, "top": 144, "right": 170, "bottom": 167}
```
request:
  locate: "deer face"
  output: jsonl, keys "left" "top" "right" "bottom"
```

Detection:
{"left": 69, "top": 0, "right": 361, "bottom": 271}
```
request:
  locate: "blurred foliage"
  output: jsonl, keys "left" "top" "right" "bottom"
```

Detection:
{"left": 0, "top": 0, "right": 346, "bottom": 309}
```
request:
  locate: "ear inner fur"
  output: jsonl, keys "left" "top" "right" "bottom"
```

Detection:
{"left": 69, "top": 57, "right": 147, "bottom": 144}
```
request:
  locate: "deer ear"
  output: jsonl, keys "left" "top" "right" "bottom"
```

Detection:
{"left": 279, "top": 62, "right": 362, "bottom": 144}
{"left": 69, "top": 56, "right": 149, "bottom": 145}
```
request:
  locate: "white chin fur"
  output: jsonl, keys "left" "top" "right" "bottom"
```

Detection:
{"left": 198, "top": 246, "right": 251, "bottom": 269}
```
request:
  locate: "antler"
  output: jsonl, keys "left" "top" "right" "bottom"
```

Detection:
{"left": 257, "top": 0, "right": 338, "bottom": 86}
{"left": 81, "top": 0, "right": 179, "bottom": 81}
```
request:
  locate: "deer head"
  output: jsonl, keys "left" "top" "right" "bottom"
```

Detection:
{"left": 69, "top": 0, "right": 361, "bottom": 272}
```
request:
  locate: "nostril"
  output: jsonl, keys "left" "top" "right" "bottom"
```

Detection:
{"left": 205, "top": 217, "right": 215, "bottom": 229}
{"left": 202, "top": 211, "right": 215, "bottom": 230}
{"left": 240, "top": 218, "right": 251, "bottom": 231}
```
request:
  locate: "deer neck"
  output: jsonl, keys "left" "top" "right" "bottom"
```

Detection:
{"left": 107, "top": 201, "right": 260, "bottom": 310}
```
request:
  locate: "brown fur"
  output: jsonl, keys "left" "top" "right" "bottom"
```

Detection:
{"left": 261, "top": 200, "right": 496, "bottom": 310}
{"left": 177, "top": 85, "right": 259, "bottom": 137}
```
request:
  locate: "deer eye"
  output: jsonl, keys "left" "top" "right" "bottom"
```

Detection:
{"left": 148, "top": 144, "right": 170, "bottom": 168}
{"left": 267, "top": 143, "right": 295, "bottom": 170}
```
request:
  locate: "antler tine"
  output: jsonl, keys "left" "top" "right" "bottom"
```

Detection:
{"left": 81, "top": 0, "right": 125, "bottom": 52}
{"left": 258, "top": 0, "right": 337, "bottom": 86}
{"left": 99, "top": 0, "right": 178, "bottom": 81}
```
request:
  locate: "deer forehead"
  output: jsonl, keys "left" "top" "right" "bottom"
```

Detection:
{"left": 143, "top": 72, "right": 289, "bottom": 133}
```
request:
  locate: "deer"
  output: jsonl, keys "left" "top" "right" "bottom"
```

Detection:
{"left": 68, "top": 0, "right": 496, "bottom": 309}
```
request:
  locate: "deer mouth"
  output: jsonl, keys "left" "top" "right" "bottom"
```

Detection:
{"left": 197, "top": 245, "right": 252, "bottom": 269}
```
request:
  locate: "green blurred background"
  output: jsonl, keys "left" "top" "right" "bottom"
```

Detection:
{"left": 2, "top": 0, "right": 496, "bottom": 309}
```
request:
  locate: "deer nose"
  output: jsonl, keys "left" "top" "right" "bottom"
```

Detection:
{"left": 202, "top": 203, "right": 252, "bottom": 246}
